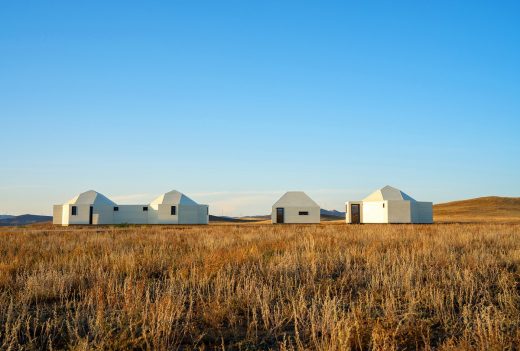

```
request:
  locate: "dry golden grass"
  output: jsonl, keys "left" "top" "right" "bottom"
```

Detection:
{"left": 435, "top": 196, "right": 520, "bottom": 223}
{"left": 1, "top": 223, "right": 520, "bottom": 350}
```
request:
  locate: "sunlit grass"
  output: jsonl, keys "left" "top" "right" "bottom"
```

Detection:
{"left": 0, "top": 223, "right": 519, "bottom": 349}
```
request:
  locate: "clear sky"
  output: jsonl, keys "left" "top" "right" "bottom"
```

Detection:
{"left": 1, "top": 1, "right": 519, "bottom": 216}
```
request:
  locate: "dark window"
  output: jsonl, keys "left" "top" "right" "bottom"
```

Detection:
{"left": 171, "top": 206, "right": 176, "bottom": 215}
{"left": 143, "top": 206, "right": 148, "bottom": 212}
{"left": 383, "top": 203, "right": 385, "bottom": 208}
{"left": 299, "top": 211, "right": 309, "bottom": 215}
{"left": 114, "top": 206, "right": 119, "bottom": 212}
{"left": 71, "top": 206, "right": 77, "bottom": 216}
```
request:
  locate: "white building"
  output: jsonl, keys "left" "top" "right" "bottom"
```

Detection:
{"left": 52, "top": 190, "right": 117, "bottom": 226}
{"left": 149, "top": 190, "right": 209, "bottom": 224}
{"left": 346, "top": 185, "right": 433, "bottom": 224}
{"left": 53, "top": 190, "right": 208, "bottom": 226}
{"left": 271, "top": 191, "right": 320, "bottom": 224}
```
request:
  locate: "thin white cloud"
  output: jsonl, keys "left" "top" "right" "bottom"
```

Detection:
{"left": 208, "top": 193, "right": 275, "bottom": 217}
{"left": 192, "top": 188, "right": 361, "bottom": 217}
{"left": 192, "top": 190, "right": 282, "bottom": 197}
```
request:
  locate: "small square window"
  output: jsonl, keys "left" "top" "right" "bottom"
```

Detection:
{"left": 299, "top": 211, "right": 309, "bottom": 216}
{"left": 143, "top": 206, "right": 148, "bottom": 212}
{"left": 171, "top": 206, "right": 176, "bottom": 215}
{"left": 71, "top": 206, "right": 77, "bottom": 216}
{"left": 114, "top": 207, "right": 119, "bottom": 211}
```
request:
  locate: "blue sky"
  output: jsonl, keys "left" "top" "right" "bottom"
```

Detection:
{"left": 1, "top": 1, "right": 519, "bottom": 216}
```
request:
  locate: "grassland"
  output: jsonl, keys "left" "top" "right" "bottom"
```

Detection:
{"left": 1, "top": 222, "right": 520, "bottom": 350}
{"left": 434, "top": 196, "right": 520, "bottom": 223}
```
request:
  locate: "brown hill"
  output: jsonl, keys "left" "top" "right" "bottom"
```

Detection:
{"left": 0, "top": 214, "right": 52, "bottom": 226}
{"left": 434, "top": 196, "right": 520, "bottom": 223}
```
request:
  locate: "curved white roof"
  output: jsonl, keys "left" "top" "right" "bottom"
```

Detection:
{"left": 363, "top": 185, "right": 416, "bottom": 202}
{"left": 273, "top": 191, "right": 320, "bottom": 208}
{"left": 65, "top": 190, "right": 116, "bottom": 206}
{"left": 150, "top": 190, "right": 199, "bottom": 206}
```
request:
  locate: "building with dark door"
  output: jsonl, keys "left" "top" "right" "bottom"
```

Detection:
{"left": 53, "top": 189, "right": 209, "bottom": 225}
{"left": 346, "top": 185, "right": 433, "bottom": 224}
{"left": 271, "top": 191, "right": 320, "bottom": 224}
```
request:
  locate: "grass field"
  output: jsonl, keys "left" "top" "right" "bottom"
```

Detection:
{"left": 434, "top": 196, "right": 520, "bottom": 223}
{"left": 1, "top": 222, "right": 520, "bottom": 350}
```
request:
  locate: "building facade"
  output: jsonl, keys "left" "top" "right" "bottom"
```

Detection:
{"left": 271, "top": 191, "right": 320, "bottom": 224}
{"left": 53, "top": 190, "right": 209, "bottom": 226}
{"left": 346, "top": 185, "right": 433, "bottom": 224}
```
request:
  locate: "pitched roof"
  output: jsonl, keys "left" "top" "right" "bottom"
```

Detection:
{"left": 363, "top": 185, "right": 416, "bottom": 202}
{"left": 150, "top": 190, "right": 199, "bottom": 206}
{"left": 273, "top": 191, "right": 320, "bottom": 208}
{"left": 65, "top": 190, "right": 116, "bottom": 206}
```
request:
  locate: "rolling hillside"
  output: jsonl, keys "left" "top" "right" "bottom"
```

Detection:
{"left": 0, "top": 215, "right": 52, "bottom": 226}
{"left": 434, "top": 196, "right": 520, "bottom": 223}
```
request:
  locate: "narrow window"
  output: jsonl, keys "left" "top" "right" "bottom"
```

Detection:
{"left": 171, "top": 206, "right": 176, "bottom": 215}
{"left": 71, "top": 206, "right": 77, "bottom": 216}
{"left": 114, "top": 206, "right": 119, "bottom": 212}
{"left": 143, "top": 206, "right": 148, "bottom": 212}
{"left": 383, "top": 203, "right": 385, "bottom": 208}
{"left": 299, "top": 211, "right": 309, "bottom": 216}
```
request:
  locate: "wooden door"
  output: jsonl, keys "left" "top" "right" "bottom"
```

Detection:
{"left": 89, "top": 206, "right": 93, "bottom": 225}
{"left": 351, "top": 204, "right": 360, "bottom": 224}
{"left": 276, "top": 208, "right": 284, "bottom": 224}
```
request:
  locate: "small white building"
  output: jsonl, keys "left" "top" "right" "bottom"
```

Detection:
{"left": 53, "top": 190, "right": 117, "bottom": 226}
{"left": 271, "top": 191, "right": 320, "bottom": 224}
{"left": 53, "top": 189, "right": 208, "bottom": 226}
{"left": 346, "top": 185, "right": 433, "bottom": 224}
{"left": 149, "top": 190, "right": 209, "bottom": 224}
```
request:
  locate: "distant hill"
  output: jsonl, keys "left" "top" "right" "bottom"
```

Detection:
{"left": 209, "top": 215, "right": 268, "bottom": 223}
{"left": 434, "top": 196, "right": 520, "bottom": 223}
{"left": 0, "top": 215, "right": 15, "bottom": 220}
{"left": 0, "top": 214, "right": 52, "bottom": 226}
{"left": 320, "top": 209, "right": 345, "bottom": 220}
{"left": 240, "top": 215, "right": 270, "bottom": 220}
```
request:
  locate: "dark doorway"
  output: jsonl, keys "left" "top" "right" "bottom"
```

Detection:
{"left": 89, "top": 206, "right": 93, "bottom": 225}
{"left": 276, "top": 208, "right": 284, "bottom": 224}
{"left": 350, "top": 204, "right": 360, "bottom": 224}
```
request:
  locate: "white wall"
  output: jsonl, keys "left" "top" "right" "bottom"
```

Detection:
{"left": 271, "top": 206, "right": 320, "bottom": 224}
{"left": 67, "top": 204, "right": 90, "bottom": 225}
{"left": 410, "top": 201, "right": 433, "bottom": 223}
{"left": 54, "top": 202, "right": 209, "bottom": 225}
{"left": 53, "top": 205, "right": 63, "bottom": 225}
{"left": 92, "top": 205, "right": 115, "bottom": 225}
{"left": 112, "top": 204, "right": 208, "bottom": 224}
{"left": 113, "top": 205, "right": 149, "bottom": 224}
{"left": 362, "top": 201, "right": 388, "bottom": 223}
{"left": 387, "top": 200, "right": 412, "bottom": 223}
{"left": 179, "top": 205, "right": 208, "bottom": 224}
{"left": 157, "top": 204, "right": 178, "bottom": 224}
{"left": 345, "top": 199, "right": 432, "bottom": 224}
{"left": 200, "top": 205, "right": 209, "bottom": 224}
